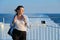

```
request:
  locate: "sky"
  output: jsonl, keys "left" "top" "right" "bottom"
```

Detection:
{"left": 0, "top": 0, "right": 60, "bottom": 14}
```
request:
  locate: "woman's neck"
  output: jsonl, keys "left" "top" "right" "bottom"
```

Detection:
{"left": 17, "top": 14, "right": 22, "bottom": 17}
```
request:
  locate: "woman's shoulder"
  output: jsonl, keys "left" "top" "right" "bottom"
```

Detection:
{"left": 23, "top": 15, "right": 28, "bottom": 18}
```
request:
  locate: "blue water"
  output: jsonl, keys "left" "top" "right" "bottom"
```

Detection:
{"left": 0, "top": 13, "right": 60, "bottom": 23}
{"left": 0, "top": 13, "right": 14, "bottom": 23}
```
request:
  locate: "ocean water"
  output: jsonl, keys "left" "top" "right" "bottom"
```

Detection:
{"left": 0, "top": 13, "right": 60, "bottom": 23}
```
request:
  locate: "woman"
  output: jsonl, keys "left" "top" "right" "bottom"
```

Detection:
{"left": 10, "top": 5, "right": 30, "bottom": 40}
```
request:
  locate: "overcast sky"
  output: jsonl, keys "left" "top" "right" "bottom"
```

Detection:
{"left": 0, "top": 0, "right": 60, "bottom": 14}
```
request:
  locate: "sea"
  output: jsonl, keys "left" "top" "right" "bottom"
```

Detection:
{"left": 0, "top": 13, "right": 60, "bottom": 23}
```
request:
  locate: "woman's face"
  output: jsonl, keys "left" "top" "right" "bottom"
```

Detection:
{"left": 17, "top": 7, "right": 24, "bottom": 15}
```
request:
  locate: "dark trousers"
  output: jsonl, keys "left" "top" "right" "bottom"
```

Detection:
{"left": 12, "top": 29, "right": 26, "bottom": 40}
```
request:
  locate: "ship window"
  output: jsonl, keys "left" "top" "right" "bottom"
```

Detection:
{"left": 41, "top": 21, "right": 45, "bottom": 24}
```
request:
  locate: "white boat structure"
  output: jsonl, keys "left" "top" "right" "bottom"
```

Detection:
{"left": 0, "top": 18, "right": 12, "bottom": 40}
{"left": 27, "top": 14, "right": 60, "bottom": 40}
